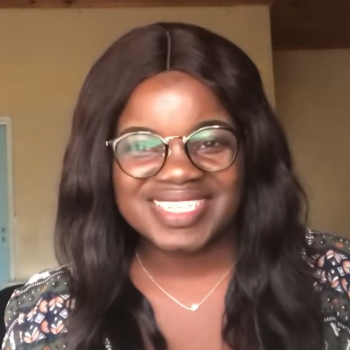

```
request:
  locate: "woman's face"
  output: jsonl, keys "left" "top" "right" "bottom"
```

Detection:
{"left": 113, "top": 71, "right": 244, "bottom": 253}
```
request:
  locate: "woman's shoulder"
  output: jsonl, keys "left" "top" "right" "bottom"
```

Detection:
{"left": 2, "top": 266, "right": 71, "bottom": 350}
{"left": 308, "top": 229, "right": 350, "bottom": 288}
{"left": 309, "top": 229, "right": 350, "bottom": 253}
{"left": 308, "top": 230, "right": 350, "bottom": 349}
{"left": 308, "top": 229, "right": 350, "bottom": 301}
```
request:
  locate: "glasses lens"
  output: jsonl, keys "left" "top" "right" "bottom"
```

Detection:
{"left": 187, "top": 128, "right": 238, "bottom": 172}
{"left": 115, "top": 133, "right": 166, "bottom": 178}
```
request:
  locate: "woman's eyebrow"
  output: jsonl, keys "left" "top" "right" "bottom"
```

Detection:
{"left": 118, "top": 119, "right": 233, "bottom": 136}
{"left": 119, "top": 126, "right": 157, "bottom": 136}
{"left": 192, "top": 119, "right": 233, "bottom": 131}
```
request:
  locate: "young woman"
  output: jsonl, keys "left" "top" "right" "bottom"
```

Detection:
{"left": 2, "top": 22, "right": 349, "bottom": 350}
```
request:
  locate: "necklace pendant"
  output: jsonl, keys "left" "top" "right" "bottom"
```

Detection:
{"left": 190, "top": 303, "right": 199, "bottom": 311}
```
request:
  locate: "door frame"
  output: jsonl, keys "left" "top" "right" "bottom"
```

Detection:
{"left": 0, "top": 116, "right": 15, "bottom": 282}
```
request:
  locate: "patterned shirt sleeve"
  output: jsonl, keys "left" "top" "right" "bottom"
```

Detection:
{"left": 310, "top": 231, "right": 350, "bottom": 350}
{"left": 1, "top": 290, "right": 20, "bottom": 350}
{"left": 1, "top": 267, "right": 70, "bottom": 350}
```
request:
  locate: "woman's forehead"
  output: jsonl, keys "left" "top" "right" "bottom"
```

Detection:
{"left": 117, "top": 71, "right": 232, "bottom": 136}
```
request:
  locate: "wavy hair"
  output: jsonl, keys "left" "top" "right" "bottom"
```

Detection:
{"left": 55, "top": 22, "right": 323, "bottom": 350}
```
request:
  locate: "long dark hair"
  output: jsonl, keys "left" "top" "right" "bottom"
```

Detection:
{"left": 55, "top": 22, "right": 323, "bottom": 350}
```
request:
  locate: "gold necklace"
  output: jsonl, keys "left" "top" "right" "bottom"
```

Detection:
{"left": 136, "top": 253, "right": 232, "bottom": 311}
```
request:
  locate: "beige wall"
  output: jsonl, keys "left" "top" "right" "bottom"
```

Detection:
{"left": 274, "top": 50, "right": 350, "bottom": 235}
{"left": 0, "top": 7, "right": 274, "bottom": 281}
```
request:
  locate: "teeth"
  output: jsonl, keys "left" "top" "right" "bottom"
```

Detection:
{"left": 153, "top": 200, "right": 204, "bottom": 213}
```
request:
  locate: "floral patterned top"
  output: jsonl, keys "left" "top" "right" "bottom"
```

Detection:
{"left": 2, "top": 230, "right": 350, "bottom": 350}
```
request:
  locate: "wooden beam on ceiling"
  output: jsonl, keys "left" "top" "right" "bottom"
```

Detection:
{"left": 271, "top": 0, "right": 350, "bottom": 50}
{"left": 0, "top": 0, "right": 275, "bottom": 8}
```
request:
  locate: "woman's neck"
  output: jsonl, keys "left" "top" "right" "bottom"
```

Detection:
{"left": 134, "top": 233, "right": 236, "bottom": 279}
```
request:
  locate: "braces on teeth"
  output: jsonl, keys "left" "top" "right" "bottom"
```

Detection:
{"left": 154, "top": 200, "right": 203, "bottom": 213}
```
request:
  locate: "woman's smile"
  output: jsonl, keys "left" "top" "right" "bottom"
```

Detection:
{"left": 151, "top": 199, "right": 208, "bottom": 228}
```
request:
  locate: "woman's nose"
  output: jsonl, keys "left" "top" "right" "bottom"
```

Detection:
{"left": 155, "top": 140, "right": 204, "bottom": 184}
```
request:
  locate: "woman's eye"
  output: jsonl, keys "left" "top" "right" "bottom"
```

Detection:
{"left": 127, "top": 142, "right": 163, "bottom": 153}
{"left": 134, "top": 144, "right": 150, "bottom": 151}
{"left": 195, "top": 139, "right": 225, "bottom": 149}
{"left": 200, "top": 140, "right": 219, "bottom": 148}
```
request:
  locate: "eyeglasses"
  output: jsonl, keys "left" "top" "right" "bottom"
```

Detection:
{"left": 106, "top": 125, "right": 240, "bottom": 179}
